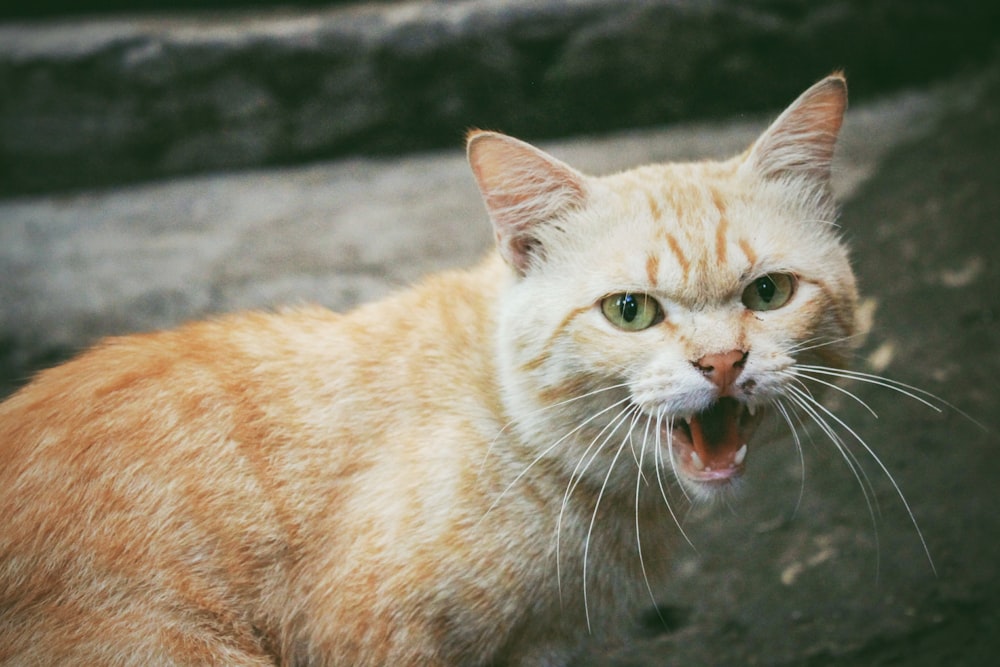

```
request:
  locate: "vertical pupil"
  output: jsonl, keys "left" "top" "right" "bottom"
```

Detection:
{"left": 620, "top": 295, "right": 638, "bottom": 322}
{"left": 757, "top": 277, "right": 776, "bottom": 302}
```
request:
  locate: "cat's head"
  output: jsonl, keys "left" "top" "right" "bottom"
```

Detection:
{"left": 468, "top": 75, "right": 859, "bottom": 500}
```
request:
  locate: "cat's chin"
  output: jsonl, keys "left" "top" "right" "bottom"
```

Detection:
{"left": 661, "top": 397, "right": 764, "bottom": 492}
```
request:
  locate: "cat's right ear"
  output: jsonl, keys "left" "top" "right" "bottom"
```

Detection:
{"left": 467, "top": 131, "right": 588, "bottom": 275}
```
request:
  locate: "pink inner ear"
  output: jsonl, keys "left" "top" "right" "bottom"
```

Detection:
{"left": 747, "top": 75, "right": 847, "bottom": 183}
{"left": 467, "top": 131, "right": 587, "bottom": 274}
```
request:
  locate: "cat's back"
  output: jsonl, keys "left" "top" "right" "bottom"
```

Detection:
{"left": 0, "top": 303, "right": 349, "bottom": 482}
{"left": 0, "top": 305, "right": 346, "bottom": 663}
{"left": 0, "top": 257, "right": 508, "bottom": 664}
{"left": 0, "top": 253, "right": 504, "bottom": 483}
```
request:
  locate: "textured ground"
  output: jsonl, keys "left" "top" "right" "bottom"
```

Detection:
{"left": 593, "top": 61, "right": 1000, "bottom": 667}
{"left": 1, "top": 49, "right": 998, "bottom": 667}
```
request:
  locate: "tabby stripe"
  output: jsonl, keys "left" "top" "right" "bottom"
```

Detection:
{"left": 663, "top": 232, "right": 690, "bottom": 282}
{"left": 518, "top": 304, "right": 593, "bottom": 374}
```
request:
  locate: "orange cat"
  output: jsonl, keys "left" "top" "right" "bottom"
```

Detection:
{"left": 1, "top": 76, "right": 857, "bottom": 665}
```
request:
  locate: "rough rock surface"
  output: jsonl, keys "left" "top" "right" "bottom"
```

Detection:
{"left": 2, "top": 0, "right": 997, "bottom": 194}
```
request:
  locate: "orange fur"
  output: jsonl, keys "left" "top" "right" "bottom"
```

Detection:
{"left": 1, "top": 76, "right": 858, "bottom": 666}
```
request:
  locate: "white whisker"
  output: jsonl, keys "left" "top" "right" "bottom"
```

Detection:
{"left": 795, "top": 364, "right": 988, "bottom": 432}
{"left": 480, "top": 395, "right": 633, "bottom": 523}
{"left": 558, "top": 403, "right": 635, "bottom": 526}
{"left": 787, "top": 332, "right": 866, "bottom": 355}
{"left": 797, "top": 365, "right": 941, "bottom": 411}
{"left": 634, "top": 411, "right": 661, "bottom": 615}
{"left": 783, "top": 387, "right": 891, "bottom": 579}
{"left": 626, "top": 407, "right": 646, "bottom": 473}
{"left": 582, "top": 405, "right": 636, "bottom": 632}
{"left": 788, "top": 369, "right": 880, "bottom": 418}
{"left": 771, "top": 398, "right": 806, "bottom": 516}
{"left": 479, "top": 381, "right": 633, "bottom": 475}
{"left": 783, "top": 385, "right": 883, "bottom": 580}
{"left": 663, "top": 414, "right": 692, "bottom": 505}
{"left": 652, "top": 410, "right": 696, "bottom": 550}
{"left": 784, "top": 384, "right": 881, "bottom": 517}
{"left": 800, "top": 217, "right": 841, "bottom": 228}
{"left": 556, "top": 401, "right": 635, "bottom": 600}
{"left": 790, "top": 383, "right": 935, "bottom": 574}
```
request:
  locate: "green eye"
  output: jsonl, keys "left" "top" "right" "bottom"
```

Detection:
{"left": 742, "top": 273, "right": 796, "bottom": 311}
{"left": 601, "top": 293, "right": 662, "bottom": 331}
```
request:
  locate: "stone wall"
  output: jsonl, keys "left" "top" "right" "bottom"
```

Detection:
{"left": 1, "top": 0, "right": 997, "bottom": 194}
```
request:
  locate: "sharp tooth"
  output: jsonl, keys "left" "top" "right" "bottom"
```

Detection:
{"left": 690, "top": 451, "right": 706, "bottom": 471}
{"left": 682, "top": 415, "right": 692, "bottom": 426}
{"left": 747, "top": 403, "right": 757, "bottom": 417}
{"left": 734, "top": 444, "right": 748, "bottom": 466}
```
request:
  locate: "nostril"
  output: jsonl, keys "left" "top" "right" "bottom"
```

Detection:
{"left": 694, "top": 350, "right": 746, "bottom": 371}
{"left": 692, "top": 359, "right": 714, "bottom": 373}
{"left": 693, "top": 349, "right": 749, "bottom": 392}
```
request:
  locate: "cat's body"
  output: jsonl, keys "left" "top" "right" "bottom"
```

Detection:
{"left": 1, "top": 76, "right": 857, "bottom": 665}
{"left": 1, "top": 260, "right": 652, "bottom": 664}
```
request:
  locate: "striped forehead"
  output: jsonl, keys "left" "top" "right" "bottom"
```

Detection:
{"left": 609, "top": 167, "right": 758, "bottom": 301}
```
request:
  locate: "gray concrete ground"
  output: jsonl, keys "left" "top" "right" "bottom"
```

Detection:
{"left": 1, "top": 56, "right": 998, "bottom": 666}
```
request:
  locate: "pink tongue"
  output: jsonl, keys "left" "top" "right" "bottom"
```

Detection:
{"left": 688, "top": 398, "right": 742, "bottom": 467}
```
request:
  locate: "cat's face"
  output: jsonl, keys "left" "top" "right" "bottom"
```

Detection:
{"left": 470, "top": 76, "right": 859, "bottom": 500}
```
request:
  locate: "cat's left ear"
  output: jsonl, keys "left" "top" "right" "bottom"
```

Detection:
{"left": 467, "top": 131, "right": 588, "bottom": 275}
{"left": 743, "top": 73, "right": 847, "bottom": 187}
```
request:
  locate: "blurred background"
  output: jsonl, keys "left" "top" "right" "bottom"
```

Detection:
{"left": 1, "top": 2, "right": 999, "bottom": 666}
{"left": 2, "top": 0, "right": 998, "bottom": 195}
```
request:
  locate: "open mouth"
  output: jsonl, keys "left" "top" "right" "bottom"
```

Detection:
{"left": 664, "top": 397, "right": 764, "bottom": 485}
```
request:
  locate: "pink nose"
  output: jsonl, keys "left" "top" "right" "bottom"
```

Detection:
{"left": 693, "top": 349, "right": 747, "bottom": 393}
